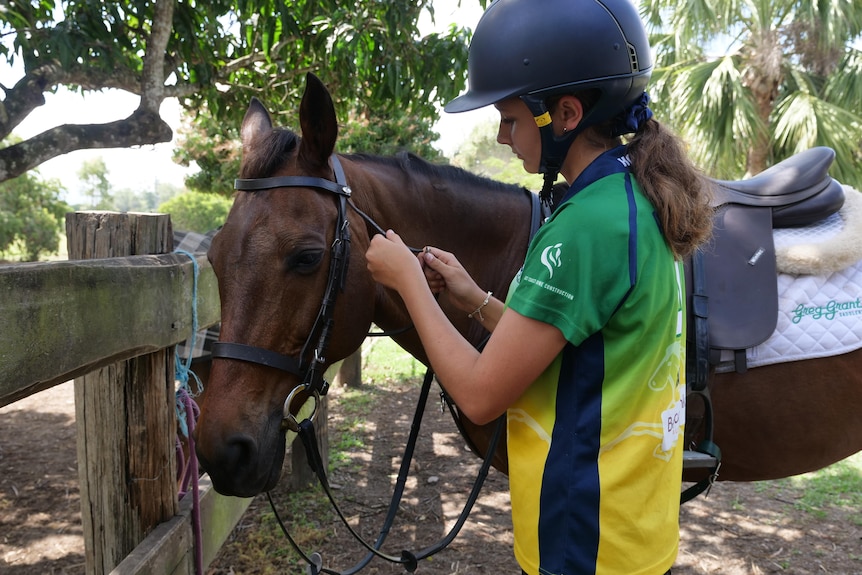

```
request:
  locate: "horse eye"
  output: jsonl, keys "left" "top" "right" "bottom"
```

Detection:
{"left": 286, "top": 249, "right": 323, "bottom": 274}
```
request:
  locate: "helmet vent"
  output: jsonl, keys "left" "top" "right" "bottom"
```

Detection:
{"left": 627, "top": 42, "right": 638, "bottom": 72}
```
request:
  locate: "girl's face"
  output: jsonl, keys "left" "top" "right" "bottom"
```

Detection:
{"left": 494, "top": 98, "right": 542, "bottom": 174}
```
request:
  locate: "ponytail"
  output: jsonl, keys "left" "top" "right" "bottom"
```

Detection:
{"left": 626, "top": 119, "right": 713, "bottom": 259}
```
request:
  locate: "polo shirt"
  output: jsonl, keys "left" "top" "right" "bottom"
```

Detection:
{"left": 506, "top": 146, "right": 685, "bottom": 575}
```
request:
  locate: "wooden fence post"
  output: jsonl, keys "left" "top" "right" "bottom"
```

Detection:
{"left": 67, "top": 212, "right": 179, "bottom": 574}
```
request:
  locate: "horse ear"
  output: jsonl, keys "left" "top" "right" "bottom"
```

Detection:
{"left": 241, "top": 98, "right": 273, "bottom": 149}
{"left": 297, "top": 72, "right": 338, "bottom": 170}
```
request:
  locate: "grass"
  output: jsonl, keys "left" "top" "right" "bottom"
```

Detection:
{"left": 359, "top": 335, "right": 425, "bottom": 384}
{"left": 781, "top": 451, "right": 862, "bottom": 522}
{"left": 327, "top": 336, "right": 424, "bottom": 474}
{"left": 751, "top": 451, "right": 862, "bottom": 523}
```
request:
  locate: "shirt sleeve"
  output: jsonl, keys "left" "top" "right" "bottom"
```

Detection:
{"left": 508, "top": 180, "right": 636, "bottom": 345}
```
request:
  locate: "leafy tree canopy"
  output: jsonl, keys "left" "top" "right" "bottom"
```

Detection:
{"left": 0, "top": 159, "right": 69, "bottom": 260}
{"left": 1, "top": 0, "right": 484, "bottom": 183}
{"left": 158, "top": 191, "right": 233, "bottom": 234}
{"left": 451, "top": 120, "right": 546, "bottom": 191}
{"left": 643, "top": 0, "right": 862, "bottom": 186}
{"left": 77, "top": 157, "right": 112, "bottom": 209}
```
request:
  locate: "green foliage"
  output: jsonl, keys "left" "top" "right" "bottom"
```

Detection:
{"left": 643, "top": 0, "right": 862, "bottom": 186}
{"left": 4, "top": 0, "right": 476, "bottom": 130}
{"left": 338, "top": 110, "right": 444, "bottom": 161}
{"left": 157, "top": 191, "right": 233, "bottom": 234}
{"left": 451, "top": 121, "right": 547, "bottom": 191}
{"left": 173, "top": 114, "right": 240, "bottom": 196}
{"left": 112, "top": 181, "right": 183, "bottom": 213}
{"left": 174, "top": 98, "right": 448, "bottom": 196}
{"left": 0, "top": 172, "right": 69, "bottom": 261}
{"left": 2, "top": 0, "right": 485, "bottom": 184}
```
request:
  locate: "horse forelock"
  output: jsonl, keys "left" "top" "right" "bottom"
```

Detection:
{"left": 240, "top": 127, "right": 301, "bottom": 179}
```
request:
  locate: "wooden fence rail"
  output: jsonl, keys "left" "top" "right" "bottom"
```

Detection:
{"left": 1, "top": 212, "right": 244, "bottom": 574}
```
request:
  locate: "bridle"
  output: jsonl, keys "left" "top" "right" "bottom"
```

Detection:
{"left": 210, "top": 155, "right": 359, "bottom": 431}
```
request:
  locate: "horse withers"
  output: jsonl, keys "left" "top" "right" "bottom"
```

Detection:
{"left": 194, "top": 72, "right": 862, "bottom": 498}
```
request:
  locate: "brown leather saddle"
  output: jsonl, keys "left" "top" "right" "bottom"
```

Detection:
{"left": 686, "top": 146, "right": 846, "bottom": 390}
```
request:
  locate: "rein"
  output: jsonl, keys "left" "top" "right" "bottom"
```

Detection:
{"left": 272, "top": 368, "right": 505, "bottom": 575}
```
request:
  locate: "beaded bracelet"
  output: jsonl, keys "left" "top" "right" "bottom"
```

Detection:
{"left": 467, "top": 291, "right": 493, "bottom": 322}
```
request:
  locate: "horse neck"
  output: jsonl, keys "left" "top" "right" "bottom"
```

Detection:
{"left": 347, "top": 155, "right": 535, "bottom": 357}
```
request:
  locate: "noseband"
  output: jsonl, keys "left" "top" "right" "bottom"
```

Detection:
{"left": 210, "top": 156, "right": 353, "bottom": 430}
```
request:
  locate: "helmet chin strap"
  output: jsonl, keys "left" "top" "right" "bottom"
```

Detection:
{"left": 520, "top": 94, "right": 581, "bottom": 208}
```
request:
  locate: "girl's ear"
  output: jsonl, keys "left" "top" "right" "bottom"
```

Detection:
{"left": 555, "top": 95, "right": 585, "bottom": 133}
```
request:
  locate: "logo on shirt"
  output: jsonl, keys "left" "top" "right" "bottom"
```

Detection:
{"left": 540, "top": 243, "right": 563, "bottom": 279}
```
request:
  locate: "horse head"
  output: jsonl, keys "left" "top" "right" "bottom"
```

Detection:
{"left": 195, "top": 73, "right": 377, "bottom": 496}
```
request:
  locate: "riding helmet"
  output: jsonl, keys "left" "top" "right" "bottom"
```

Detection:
{"left": 445, "top": 0, "right": 653, "bottom": 130}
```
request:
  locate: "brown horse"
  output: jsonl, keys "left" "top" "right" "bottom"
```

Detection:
{"left": 194, "top": 73, "right": 862, "bottom": 498}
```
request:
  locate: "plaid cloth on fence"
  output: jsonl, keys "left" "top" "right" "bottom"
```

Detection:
{"left": 174, "top": 229, "right": 221, "bottom": 361}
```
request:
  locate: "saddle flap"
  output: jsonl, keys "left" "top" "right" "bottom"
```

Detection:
{"left": 696, "top": 204, "right": 779, "bottom": 351}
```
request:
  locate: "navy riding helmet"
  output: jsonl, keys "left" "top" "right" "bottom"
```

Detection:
{"left": 445, "top": 0, "right": 653, "bottom": 188}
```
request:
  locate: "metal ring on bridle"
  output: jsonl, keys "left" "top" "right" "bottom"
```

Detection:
{"left": 282, "top": 385, "right": 320, "bottom": 433}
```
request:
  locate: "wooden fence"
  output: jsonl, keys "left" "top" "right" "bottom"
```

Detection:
{"left": 1, "top": 211, "right": 331, "bottom": 574}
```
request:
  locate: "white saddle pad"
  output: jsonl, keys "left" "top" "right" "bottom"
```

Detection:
{"left": 719, "top": 201, "right": 862, "bottom": 370}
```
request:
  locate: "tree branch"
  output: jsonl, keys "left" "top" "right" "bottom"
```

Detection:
{"left": 139, "top": 0, "right": 175, "bottom": 113}
{"left": 0, "top": 64, "right": 63, "bottom": 141}
{"left": 0, "top": 109, "right": 172, "bottom": 181}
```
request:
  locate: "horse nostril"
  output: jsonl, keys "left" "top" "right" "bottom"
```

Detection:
{"left": 222, "top": 433, "right": 259, "bottom": 471}
{"left": 196, "top": 432, "right": 260, "bottom": 495}
{"left": 194, "top": 415, "right": 287, "bottom": 497}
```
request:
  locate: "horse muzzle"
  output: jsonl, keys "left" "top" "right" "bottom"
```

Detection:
{"left": 194, "top": 411, "right": 287, "bottom": 497}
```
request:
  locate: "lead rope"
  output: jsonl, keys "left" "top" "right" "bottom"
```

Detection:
{"left": 174, "top": 249, "right": 204, "bottom": 575}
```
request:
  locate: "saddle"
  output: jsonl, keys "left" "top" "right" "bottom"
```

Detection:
{"left": 686, "top": 146, "right": 846, "bottom": 389}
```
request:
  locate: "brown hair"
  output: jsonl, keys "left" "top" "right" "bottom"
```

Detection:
{"left": 625, "top": 119, "right": 714, "bottom": 259}
{"left": 558, "top": 92, "right": 714, "bottom": 260}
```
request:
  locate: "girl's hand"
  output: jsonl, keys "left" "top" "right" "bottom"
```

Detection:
{"left": 420, "top": 247, "right": 487, "bottom": 315}
{"left": 366, "top": 230, "right": 422, "bottom": 292}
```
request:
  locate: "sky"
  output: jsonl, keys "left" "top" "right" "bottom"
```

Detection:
{"left": 2, "top": 1, "right": 496, "bottom": 205}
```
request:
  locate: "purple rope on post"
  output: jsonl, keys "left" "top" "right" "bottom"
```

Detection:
{"left": 178, "top": 387, "right": 203, "bottom": 575}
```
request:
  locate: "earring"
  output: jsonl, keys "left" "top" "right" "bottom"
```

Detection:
{"left": 562, "top": 126, "right": 568, "bottom": 133}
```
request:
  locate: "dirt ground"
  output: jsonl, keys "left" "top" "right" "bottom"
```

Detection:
{"left": 2, "top": 380, "right": 861, "bottom": 574}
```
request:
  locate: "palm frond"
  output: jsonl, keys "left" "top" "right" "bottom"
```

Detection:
{"left": 823, "top": 47, "right": 862, "bottom": 109}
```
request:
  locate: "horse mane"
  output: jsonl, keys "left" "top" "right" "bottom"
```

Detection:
{"left": 346, "top": 151, "right": 528, "bottom": 196}
{"left": 242, "top": 128, "right": 529, "bottom": 199}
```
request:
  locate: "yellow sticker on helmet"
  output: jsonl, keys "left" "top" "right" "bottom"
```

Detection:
{"left": 533, "top": 112, "right": 552, "bottom": 127}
